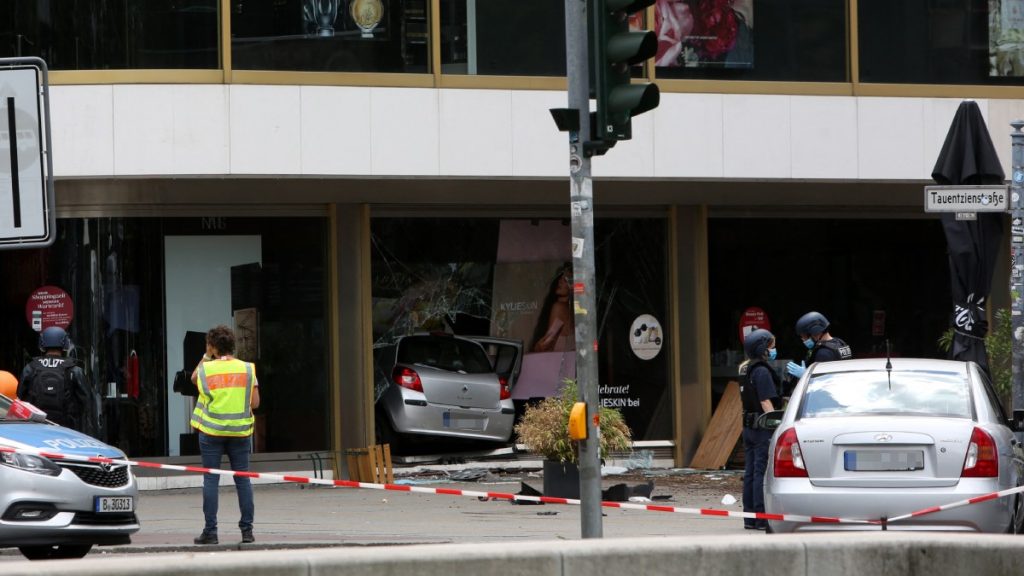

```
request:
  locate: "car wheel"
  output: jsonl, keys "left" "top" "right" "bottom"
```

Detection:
{"left": 19, "top": 544, "right": 92, "bottom": 560}
{"left": 375, "top": 411, "right": 404, "bottom": 454}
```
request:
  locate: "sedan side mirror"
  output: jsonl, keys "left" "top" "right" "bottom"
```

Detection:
{"left": 755, "top": 410, "right": 785, "bottom": 431}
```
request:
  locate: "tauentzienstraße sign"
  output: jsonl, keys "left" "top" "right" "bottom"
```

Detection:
{"left": 924, "top": 185, "right": 1009, "bottom": 212}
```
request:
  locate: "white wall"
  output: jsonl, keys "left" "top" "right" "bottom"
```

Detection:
{"left": 164, "top": 235, "right": 261, "bottom": 456}
{"left": 48, "top": 85, "right": 1022, "bottom": 182}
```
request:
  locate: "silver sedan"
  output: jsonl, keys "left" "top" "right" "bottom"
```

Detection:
{"left": 763, "top": 358, "right": 1024, "bottom": 533}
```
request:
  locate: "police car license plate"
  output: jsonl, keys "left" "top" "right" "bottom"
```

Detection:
{"left": 95, "top": 496, "right": 134, "bottom": 513}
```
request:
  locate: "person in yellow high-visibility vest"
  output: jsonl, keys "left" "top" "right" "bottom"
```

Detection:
{"left": 189, "top": 325, "right": 260, "bottom": 546}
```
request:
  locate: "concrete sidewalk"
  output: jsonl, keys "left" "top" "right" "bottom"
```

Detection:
{"left": 95, "top": 471, "right": 747, "bottom": 555}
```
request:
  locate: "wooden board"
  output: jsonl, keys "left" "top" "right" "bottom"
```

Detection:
{"left": 688, "top": 381, "right": 743, "bottom": 470}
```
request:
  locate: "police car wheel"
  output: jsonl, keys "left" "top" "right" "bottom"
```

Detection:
{"left": 18, "top": 544, "right": 92, "bottom": 560}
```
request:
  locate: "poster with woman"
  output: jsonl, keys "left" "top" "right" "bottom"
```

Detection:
{"left": 491, "top": 220, "right": 575, "bottom": 400}
{"left": 654, "top": 0, "right": 754, "bottom": 69}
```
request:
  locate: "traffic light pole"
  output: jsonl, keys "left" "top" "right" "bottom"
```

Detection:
{"left": 1011, "top": 119, "right": 1024, "bottom": 430}
{"left": 564, "top": 0, "right": 603, "bottom": 539}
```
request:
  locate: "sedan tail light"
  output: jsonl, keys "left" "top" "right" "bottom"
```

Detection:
{"left": 773, "top": 427, "right": 808, "bottom": 478}
{"left": 392, "top": 367, "right": 423, "bottom": 392}
{"left": 499, "top": 376, "right": 511, "bottom": 400}
{"left": 961, "top": 427, "right": 998, "bottom": 478}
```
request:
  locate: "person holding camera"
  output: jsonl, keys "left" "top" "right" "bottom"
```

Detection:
{"left": 190, "top": 325, "right": 260, "bottom": 545}
{"left": 738, "top": 328, "right": 782, "bottom": 531}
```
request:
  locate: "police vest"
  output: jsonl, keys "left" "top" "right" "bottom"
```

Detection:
{"left": 809, "top": 338, "right": 853, "bottom": 364}
{"left": 740, "top": 361, "right": 782, "bottom": 414}
{"left": 191, "top": 359, "right": 255, "bottom": 437}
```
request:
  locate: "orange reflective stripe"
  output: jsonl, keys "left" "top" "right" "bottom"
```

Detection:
{"left": 206, "top": 372, "right": 249, "bottom": 390}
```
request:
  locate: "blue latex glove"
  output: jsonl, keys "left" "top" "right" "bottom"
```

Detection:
{"left": 786, "top": 360, "right": 806, "bottom": 379}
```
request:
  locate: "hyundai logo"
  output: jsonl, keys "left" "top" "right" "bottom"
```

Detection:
{"left": 874, "top": 433, "right": 893, "bottom": 443}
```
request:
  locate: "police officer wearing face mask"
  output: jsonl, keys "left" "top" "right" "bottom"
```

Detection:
{"left": 785, "top": 311, "right": 852, "bottom": 380}
{"left": 738, "top": 329, "right": 782, "bottom": 530}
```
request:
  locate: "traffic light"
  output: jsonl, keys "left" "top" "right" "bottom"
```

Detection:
{"left": 588, "top": 0, "right": 659, "bottom": 148}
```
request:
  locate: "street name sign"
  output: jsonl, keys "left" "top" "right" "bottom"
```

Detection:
{"left": 924, "top": 185, "right": 1009, "bottom": 213}
{"left": 0, "top": 57, "right": 55, "bottom": 249}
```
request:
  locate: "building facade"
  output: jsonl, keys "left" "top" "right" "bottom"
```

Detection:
{"left": 2, "top": 0, "right": 1024, "bottom": 470}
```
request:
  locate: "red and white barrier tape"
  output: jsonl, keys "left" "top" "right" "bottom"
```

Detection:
{"left": 2, "top": 446, "right": 1016, "bottom": 527}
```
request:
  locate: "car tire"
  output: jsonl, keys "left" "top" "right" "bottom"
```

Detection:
{"left": 375, "top": 411, "right": 404, "bottom": 454}
{"left": 19, "top": 544, "right": 92, "bottom": 560}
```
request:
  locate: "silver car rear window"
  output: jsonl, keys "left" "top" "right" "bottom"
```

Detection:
{"left": 800, "top": 370, "right": 971, "bottom": 419}
{"left": 398, "top": 336, "right": 492, "bottom": 373}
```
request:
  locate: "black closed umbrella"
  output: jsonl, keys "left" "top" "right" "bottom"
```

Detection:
{"left": 933, "top": 100, "right": 1005, "bottom": 374}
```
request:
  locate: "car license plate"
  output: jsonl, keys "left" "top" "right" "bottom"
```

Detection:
{"left": 95, "top": 496, "right": 134, "bottom": 513}
{"left": 442, "top": 412, "right": 484, "bottom": 431}
{"left": 844, "top": 450, "right": 924, "bottom": 471}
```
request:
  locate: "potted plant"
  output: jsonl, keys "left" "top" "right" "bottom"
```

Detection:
{"left": 514, "top": 379, "right": 632, "bottom": 498}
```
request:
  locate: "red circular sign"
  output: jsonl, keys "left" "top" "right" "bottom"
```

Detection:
{"left": 739, "top": 306, "right": 771, "bottom": 343}
{"left": 25, "top": 285, "right": 74, "bottom": 332}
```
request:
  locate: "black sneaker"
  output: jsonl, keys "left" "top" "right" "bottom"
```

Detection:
{"left": 241, "top": 529, "right": 255, "bottom": 544}
{"left": 194, "top": 531, "right": 218, "bottom": 545}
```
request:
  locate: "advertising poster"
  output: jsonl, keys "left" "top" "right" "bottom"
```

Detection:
{"left": 991, "top": 0, "right": 1024, "bottom": 76}
{"left": 654, "top": 0, "right": 754, "bottom": 69}
{"left": 491, "top": 220, "right": 576, "bottom": 400}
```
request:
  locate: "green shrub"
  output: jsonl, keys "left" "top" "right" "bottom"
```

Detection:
{"left": 514, "top": 379, "right": 632, "bottom": 464}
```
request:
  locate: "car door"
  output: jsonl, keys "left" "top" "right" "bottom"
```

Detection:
{"left": 467, "top": 336, "right": 523, "bottom": 392}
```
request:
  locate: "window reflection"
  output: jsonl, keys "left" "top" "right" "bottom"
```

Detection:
{"left": 440, "top": 0, "right": 566, "bottom": 76}
{"left": 0, "top": 0, "right": 219, "bottom": 70}
{"left": 231, "top": 0, "right": 429, "bottom": 73}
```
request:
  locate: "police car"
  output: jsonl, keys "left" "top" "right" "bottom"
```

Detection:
{"left": 0, "top": 393, "right": 139, "bottom": 560}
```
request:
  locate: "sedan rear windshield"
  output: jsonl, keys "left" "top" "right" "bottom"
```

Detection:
{"left": 799, "top": 370, "right": 972, "bottom": 419}
{"left": 398, "top": 337, "right": 492, "bottom": 373}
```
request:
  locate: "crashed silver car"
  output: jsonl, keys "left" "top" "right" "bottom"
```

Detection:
{"left": 373, "top": 333, "right": 521, "bottom": 449}
{"left": 0, "top": 394, "right": 139, "bottom": 559}
{"left": 763, "top": 358, "right": 1024, "bottom": 533}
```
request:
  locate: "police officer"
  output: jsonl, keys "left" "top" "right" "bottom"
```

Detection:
{"left": 17, "top": 326, "right": 91, "bottom": 432}
{"left": 739, "top": 328, "right": 782, "bottom": 531}
{"left": 190, "top": 325, "right": 260, "bottom": 546}
{"left": 785, "top": 311, "right": 852, "bottom": 379}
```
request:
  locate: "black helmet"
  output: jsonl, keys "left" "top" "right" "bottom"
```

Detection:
{"left": 743, "top": 329, "right": 775, "bottom": 360}
{"left": 795, "top": 311, "right": 829, "bottom": 337}
{"left": 39, "top": 326, "right": 69, "bottom": 351}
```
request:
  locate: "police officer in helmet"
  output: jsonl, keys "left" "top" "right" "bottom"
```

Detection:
{"left": 785, "top": 311, "right": 852, "bottom": 379}
{"left": 17, "top": 326, "right": 91, "bottom": 432}
{"left": 739, "top": 328, "right": 782, "bottom": 530}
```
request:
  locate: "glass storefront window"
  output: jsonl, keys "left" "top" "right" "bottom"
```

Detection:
{"left": 370, "top": 216, "right": 670, "bottom": 444}
{"left": 0, "top": 217, "right": 329, "bottom": 458}
{"left": 440, "top": 0, "right": 566, "bottom": 76}
{"left": 859, "top": 0, "right": 1024, "bottom": 85}
{"left": 0, "top": 1, "right": 219, "bottom": 70}
{"left": 654, "top": 0, "right": 847, "bottom": 82}
{"left": 232, "top": 0, "right": 429, "bottom": 73}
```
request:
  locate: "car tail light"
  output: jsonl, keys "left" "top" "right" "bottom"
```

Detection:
{"left": 392, "top": 367, "right": 423, "bottom": 392}
{"left": 499, "top": 376, "right": 511, "bottom": 400}
{"left": 962, "top": 427, "right": 998, "bottom": 478}
{"left": 773, "top": 427, "right": 808, "bottom": 478}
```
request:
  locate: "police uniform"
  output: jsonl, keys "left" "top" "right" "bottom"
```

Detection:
{"left": 739, "top": 360, "right": 782, "bottom": 530}
{"left": 192, "top": 357, "right": 258, "bottom": 543}
{"left": 807, "top": 338, "right": 853, "bottom": 364}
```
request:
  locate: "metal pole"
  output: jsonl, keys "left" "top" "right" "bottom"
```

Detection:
{"left": 564, "top": 0, "right": 602, "bottom": 539}
{"left": 1010, "top": 119, "right": 1024, "bottom": 429}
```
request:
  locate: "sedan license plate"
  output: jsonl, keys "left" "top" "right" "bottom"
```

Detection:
{"left": 95, "top": 496, "right": 134, "bottom": 513}
{"left": 844, "top": 450, "right": 924, "bottom": 472}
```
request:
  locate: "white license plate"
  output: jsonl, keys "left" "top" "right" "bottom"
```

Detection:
{"left": 95, "top": 496, "right": 134, "bottom": 513}
{"left": 442, "top": 412, "right": 484, "bottom": 431}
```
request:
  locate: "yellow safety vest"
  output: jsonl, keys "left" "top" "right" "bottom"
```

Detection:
{"left": 191, "top": 358, "right": 255, "bottom": 437}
